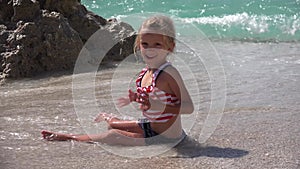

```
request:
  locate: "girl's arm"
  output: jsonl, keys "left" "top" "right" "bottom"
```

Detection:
{"left": 117, "top": 89, "right": 140, "bottom": 108}
{"left": 141, "top": 67, "right": 194, "bottom": 114}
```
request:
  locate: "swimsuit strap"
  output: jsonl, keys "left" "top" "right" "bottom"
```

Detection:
{"left": 136, "top": 62, "right": 171, "bottom": 93}
{"left": 152, "top": 62, "right": 171, "bottom": 87}
{"left": 136, "top": 68, "right": 148, "bottom": 87}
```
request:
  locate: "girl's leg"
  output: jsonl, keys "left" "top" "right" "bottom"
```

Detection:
{"left": 41, "top": 130, "right": 81, "bottom": 141}
{"left": 95, "top": 113, "right": 144, "bottom": 134}
{"left": 89, "top": 129, "right": 145, "bottom": 146}
{"left": 108, "top": 118, "right": 144, "bottom": 134}
{"left": 41, "top": 129, "right": 145, "bottom": 146}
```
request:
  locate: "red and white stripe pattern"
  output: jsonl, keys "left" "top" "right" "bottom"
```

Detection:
{"left": 136, "top": 62, "right": 180, "bottom": 123}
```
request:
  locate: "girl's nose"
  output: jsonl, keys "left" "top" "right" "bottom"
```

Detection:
{"left": 145, "top": 48, "right": 158, "bottom": 58}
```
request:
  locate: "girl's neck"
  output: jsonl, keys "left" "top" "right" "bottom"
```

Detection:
{"left": 146, "top": 61, "right": 168, "bottom": 72}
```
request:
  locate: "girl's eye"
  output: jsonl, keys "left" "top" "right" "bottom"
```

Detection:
{"left": 155, "top": 43, "right": 162, "bottom": 48}
{"left": 141, "top": 42, "right": 148, "bottom": 48}
{"left": 141, "top": 42, "right": 162, "bottom": 49}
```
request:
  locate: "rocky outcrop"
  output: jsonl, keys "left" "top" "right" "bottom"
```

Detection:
{"left": 0, "top": 0, "right": 136, "bottom": 80}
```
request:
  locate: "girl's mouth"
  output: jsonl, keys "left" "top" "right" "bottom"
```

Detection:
{"left": 144, "top": 49, "right": 158, "bottom": 59}
{"left": 145, "top": 54, "right": 157, "bottom": 59}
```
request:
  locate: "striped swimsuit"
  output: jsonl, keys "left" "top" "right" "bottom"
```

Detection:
{"left": 136, "top": 62, "right": 187, "bottom": 143}
{"left": 136, "top": 62, "right": 180, "bottom": 123}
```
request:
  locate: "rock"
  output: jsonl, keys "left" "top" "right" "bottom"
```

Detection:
{"left": 11, "top": 0, "right": 40, "bottom": 22}
{"left": 0, "top": 0, "right": 136, "bottom": 79}
{"left": 2, "top": 10, "right": 83, "bottom": 78}
{"left": 39, "top": 0, "right": 107, "bottom": 42}
{"left": 103, "top": 21, "right": 136, "bottom": 62}
{"left": 0, "top": 0, "right": 13, "bottom": 23}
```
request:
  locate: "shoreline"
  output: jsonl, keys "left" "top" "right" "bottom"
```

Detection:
{"left": 0, "top": 41, "right": 299, "bottom": 168}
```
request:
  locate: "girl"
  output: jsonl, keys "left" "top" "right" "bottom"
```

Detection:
{"left": 41, "top": 15, "right": 194, "bottom": 146}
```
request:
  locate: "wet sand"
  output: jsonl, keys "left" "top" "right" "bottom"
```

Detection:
{"left": 0, "top": 42, "right": 299, "bottom": 169}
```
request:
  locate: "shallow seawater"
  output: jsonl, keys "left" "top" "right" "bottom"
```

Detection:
{"left": 82, "top": 0, "right": 300, "bottom": 42}
{"left": 0, "top": 41, "right": 299, "bottom": 168}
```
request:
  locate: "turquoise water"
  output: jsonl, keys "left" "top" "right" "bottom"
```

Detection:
{"left": 82, "top": 0, "right": 300, "bottom": 42}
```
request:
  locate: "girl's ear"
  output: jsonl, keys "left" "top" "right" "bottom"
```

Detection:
{"left": 134, "top": 42, "right": 141, "bottom": 53}
{"left": 168, "top": 42, "right": 175, "bottom": 52}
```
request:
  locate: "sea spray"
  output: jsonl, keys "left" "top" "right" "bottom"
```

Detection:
{"left": 82, "top": 0, "right": 300, "bottom": 42}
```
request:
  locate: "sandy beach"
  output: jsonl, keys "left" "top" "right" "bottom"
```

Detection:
{"left": 0, "top": 41, "right": 299, "bottom": 169}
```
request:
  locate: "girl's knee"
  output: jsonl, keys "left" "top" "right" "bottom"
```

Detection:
{"left": 107, "top": 129, "right": 120, "bottom": 136}
{"left": 107, "top": 118, "right": 120, "bottom": 128}
{"left": 105, "top": 129, "right": 126, "bottom": 140}
{"left": 101, "top": 129, "right": 125, "bottom": 144}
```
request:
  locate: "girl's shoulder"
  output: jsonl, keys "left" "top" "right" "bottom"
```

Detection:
{"left": 158, "top": 65, "right": 182, "bottom": 82}
{"left": 164, "top": 65, "right": 181, "bottom": 77}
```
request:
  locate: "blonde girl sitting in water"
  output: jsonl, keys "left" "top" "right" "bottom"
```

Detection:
{"left": 42, "top": 15, "right": 194, "bottom": 146}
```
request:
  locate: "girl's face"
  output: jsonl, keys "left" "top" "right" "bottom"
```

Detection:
{"left": 139, "top": 33, "right": 174, "bottom": 68}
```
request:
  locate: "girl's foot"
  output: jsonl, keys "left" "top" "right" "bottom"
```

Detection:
{"left": 41, "top": 130, "right": 73, "bottom": 141}
{"left": 94, "top": 112, "right": 117, "bottom": 123}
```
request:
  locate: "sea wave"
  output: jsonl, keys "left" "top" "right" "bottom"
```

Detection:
{"left": 82, "top": 0, "right": 300, "bottom": 42}
{"left": 177, "top": 12, "right": 300, "bottom": 42}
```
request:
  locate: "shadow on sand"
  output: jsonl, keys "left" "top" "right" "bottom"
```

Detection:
{"left": 164, "top": 136, "right": 249, "bottom": 158}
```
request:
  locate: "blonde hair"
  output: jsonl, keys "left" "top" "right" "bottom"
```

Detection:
{"left": 134, "top": 15, "right": 176, "bottom": 54}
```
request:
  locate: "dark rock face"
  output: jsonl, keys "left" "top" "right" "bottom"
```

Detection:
{"left": 1, "top": 11, "right": 83, "bottom": 77}
{"left": 0, "top": 0, "right": 135, "bottom": 79}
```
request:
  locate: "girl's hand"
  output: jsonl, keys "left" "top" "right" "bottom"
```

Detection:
{"left": 128, "top": 89, "right": 138, "bottom": 102}
{"left": 94, "top": 113, "right": 115, "bottom": 123}
{"left": 138, "top": 91, "right": 165, "bottom": 111}
{"left": 117, "top": 97, "right": 130, "bottom": 107}
{"left": 138, "top": 92, "right": 150, "bottom": 110}
{"left": 117, "top": 89, "right": 138, "bottom": 108}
